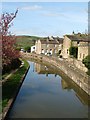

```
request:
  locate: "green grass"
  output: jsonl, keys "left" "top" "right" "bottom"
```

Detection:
{"left": 0, "top": 101, "right": 2, "bottom": 114}
{"left": 16, "top": 36, "right": 43, "bottom": 48}
{"left": 2, "top": 72, "right": 11, "bottom": 80}
{"left": 2, "top": 59, "right": 29, "bottom": 110}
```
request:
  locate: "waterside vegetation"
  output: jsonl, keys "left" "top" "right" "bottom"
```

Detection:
{"left": 2, "top": 59, "right": 29, "bottom": 110}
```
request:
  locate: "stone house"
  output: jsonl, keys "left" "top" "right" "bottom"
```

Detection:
{"left": 35, "top": 36, "right": 63, "bottom": 56}
{"left": 78, "top": 41, "right": 90, "bottom": 61}
{"left": 62, "top": 33, "right": 90, "bottom": 61}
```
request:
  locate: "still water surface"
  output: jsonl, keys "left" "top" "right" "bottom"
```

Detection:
{"left": 8, "top": 61, "right": 89, "bottom": 118}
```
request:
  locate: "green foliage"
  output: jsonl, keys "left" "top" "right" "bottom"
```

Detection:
{"left": 24, "top": 46, "right": 31, "bottom": 52}
{"left": 2, "top": 58, "right": 21, "bottom": 74}
{"left": 69, "top": 46, "right": 78, "bottom": 58}
{"left": 82, "top": 55, "right": 90, "bottom": 69}
{"left": 87, "top": 70, "right": 90, "bottom": 76}
{"left": 2, "top": 59, "right": 29, "bottom": 109}
{"left": 16, "top": 36, "right": 42, "bottom": 48}
{"left": 15, "top": 47, "right": 21, "bottom": 51}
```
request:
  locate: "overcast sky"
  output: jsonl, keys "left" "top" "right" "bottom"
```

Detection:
{"left": 2, "top": 2, "right": 88, "bottom": 37}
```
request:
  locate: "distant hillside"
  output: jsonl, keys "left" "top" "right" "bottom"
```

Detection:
{"left": 15, "top": 35, "right": 62, "bottom": 49}
{"left": 16, "top": 36, "right": 43, "bottom": 48}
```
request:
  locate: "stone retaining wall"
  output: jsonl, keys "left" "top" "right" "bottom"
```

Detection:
{"left": 66, "top": 57, "right": 88, "bottom": 72}
{"left": 21, "top": 53, "right": 90, "bottom": 96}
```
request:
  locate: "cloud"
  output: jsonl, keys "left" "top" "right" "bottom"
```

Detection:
{"left": 21, "top": 5, "right": 42, "bottom": 11}
{"left": 42, "top": 12, "right": 66, "bottom": 17}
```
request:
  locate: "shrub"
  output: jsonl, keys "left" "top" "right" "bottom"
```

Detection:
{"left": 2, "top": 58, "right": 21, "bottom": 74}
{"left": 24, "top": 46, "right": 31, "bottom": 52}
{"left": 82, "top": 55, "right": 90, "bottom": 69}
{"left": 11, "top": 58, "right": 21, "bottom": 69}
{"left": 69, "top": 46, "right": 78, "bottom": 58}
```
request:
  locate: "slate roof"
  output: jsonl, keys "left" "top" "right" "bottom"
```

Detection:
{"left": 66, "top": 34, "right": 90, "bottom": 42}
{"left": 40, "top": 37, "right": 63, "bottom": 44}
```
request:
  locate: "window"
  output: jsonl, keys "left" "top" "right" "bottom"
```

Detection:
{"left": 67, "top": 49, "right": 68, "bottom": 54}
{"left": 77, "top": 41, "right": 79, "bottom": 44}
{"left": 59, "top": 50, "right": 61, "bottom": 54}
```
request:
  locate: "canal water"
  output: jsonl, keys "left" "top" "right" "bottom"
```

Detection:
{"left": 8, "top": 61, "right": 89, "bottom": 118}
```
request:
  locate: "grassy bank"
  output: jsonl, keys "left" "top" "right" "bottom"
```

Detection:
{"left": 2, "top": 59, "right": 29, "bottom": 110}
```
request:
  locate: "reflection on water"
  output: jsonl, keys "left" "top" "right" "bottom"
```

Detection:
{"left": 35, "top": 62, "right": 59, "bottom": 77}
{"left": 8, "top": 61, "right": 89, "bottom": 118}
{"left": 34, "top": 62, "right": 89, "bottom": 106}
{"left": 61, "top": 79, "right": 71, "bottom": 90}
